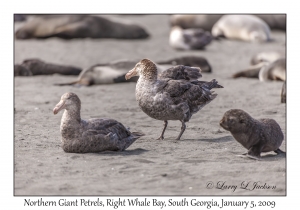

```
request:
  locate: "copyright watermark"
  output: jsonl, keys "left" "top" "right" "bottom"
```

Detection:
{"left": 206, "top": 181, "right": 214, "bottom": 189}
{"left": 206, "top": 181, "right": 276, "bottom": 192}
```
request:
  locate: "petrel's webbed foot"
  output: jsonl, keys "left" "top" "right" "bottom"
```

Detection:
{"left": 175, "top": 121, "right": 186, "bottom": 140}
{"left": 156, "top": 121, "right": 168, "bottom": 140}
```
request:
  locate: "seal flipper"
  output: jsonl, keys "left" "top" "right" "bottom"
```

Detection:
{"left": 246, "top": 154, "right": 260, "bottom": 160}
{"left": 274, "top": 148, "right": 286, "bottom": 155}
{"left": 236, "top": 153, "right": 260, "bottom": 160}
{"left": 232, "top": 62, "right": 267, "bottom": 79}
{"left": 54, "top": 78, "right": 93, "bottom": 86}
{"left": 246, "top": 142, "right": 264, "bottom": 160}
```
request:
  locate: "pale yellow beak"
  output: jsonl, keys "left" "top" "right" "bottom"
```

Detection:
{"left": 53, "top": 100, "right": 66, "bottom": 115}
{"left": 125, "top": 67, "right": 138, "bottom": 80}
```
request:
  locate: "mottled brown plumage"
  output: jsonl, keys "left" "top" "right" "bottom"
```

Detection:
{"left": 125, "top": 59, "right": 223, "bottom": 140}
{"left": 157, "top": 56, "right": 212, "bottom": 73}
{"left": 53, "top": 92, "right": 144, "bottom": 153}
{"left": 220, "top": 109, "right": 285, "bottom": 160}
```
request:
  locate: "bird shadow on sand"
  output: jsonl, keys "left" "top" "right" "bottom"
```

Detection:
{"left": 97, "top": 148, "right": 149, "bottom": 156}
{"left": 183, "top": 135, "right": 233, "bottom": 143}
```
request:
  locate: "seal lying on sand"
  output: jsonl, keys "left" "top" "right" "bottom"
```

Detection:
{"left": 170, "top": 14, "right": 222, "bottom": 31}
{"left": 14, "top": 59, "right": 82, "bottom": 76}
{"left": 56, "top": 56, "right": 213, "bottom": 86}
{"left": 258, "top": 58, "right": 286, "bottom": 81}
{"left": 255, "top": 14, "right": 286, "bottom": 31}
{"left": 220, "top": 109, "right": 285, "bottom": 160}
{"left": 14, "top": 64, "right": 32, "bottom": 76}
{"left": 53, "top": 92, "right": 144, "bottom": 153}
{"left": 157, "top": 55, "right": 212, "bottom": 72}
{"left": 212, "top": 15, "right": 271, "bottom": 42}
{"left": 55, "top": 60, "right": 141, "bottom": 86}
{"left": 169, "top": 26, "right": 213, "bottom": 50}
{"left": 15, "top": 15, "right": 149, "bottom": 39}
{"left": 233, "top": 58, "right": 286, "bottom": 82}
{"left": 55, "top": 59, "right": 174, "bottom": 86}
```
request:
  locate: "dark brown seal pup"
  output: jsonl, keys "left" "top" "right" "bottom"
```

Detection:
{"left": 15, "top": 15, "right": 149, "bottom": 39}
{"left": 157, "top": 56, "right": 212, "bottom": 72}
{"left": 220, "top": 109, "right": 285, "bottom": 160}
{"left": 15, "top": 59, "right": 82, "bottom": 76}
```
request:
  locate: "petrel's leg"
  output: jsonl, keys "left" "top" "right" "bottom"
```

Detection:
{"left": 175, "top": 121, "right": 186, "bottom": 140}
{"left": 157, "top": 121, "right": 168, "bottom": 140}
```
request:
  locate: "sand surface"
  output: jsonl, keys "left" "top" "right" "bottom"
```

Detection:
{"left": 14, "top": 15, "right": 286, "bottom": 196}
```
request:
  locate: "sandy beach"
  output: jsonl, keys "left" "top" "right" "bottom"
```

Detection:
{"left": 14, "top": 15, "right": 286, "bottom": 196}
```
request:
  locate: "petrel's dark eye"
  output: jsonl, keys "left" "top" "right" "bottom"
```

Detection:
{"left": 239, "top": 120, "right": 244, "bottom": 123}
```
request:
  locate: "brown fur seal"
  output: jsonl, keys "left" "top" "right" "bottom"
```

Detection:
{"left": 255, "top": 14, "right": 286, "bottom": 31}
{"left": 15, "top": 15, "right": 149, "bottom": 39}
{"left": 14, "top": 59, "right": 82, "bottom": 76}
{"left": 170, "top": 15, "right": 222, "bottom": 31}
{"left": 55, "top": 59, "right": 172, "bottom": 86}
{"left": 169, "top": 26, "right": 213, "bottom": 50}
{"left": 14, "top": 64, "right": 32, "bottom": 76}
{"left": 157, "top": 55, "right": 212, "bottom": 72}
{"left": 281, "top": 81, "right": 286, "bottom": 103}
{"left": 220, "top": 109, "right": 285, "bottom": 160}
{"left": 212, "top": 15, "right": 271, "bottom": 42}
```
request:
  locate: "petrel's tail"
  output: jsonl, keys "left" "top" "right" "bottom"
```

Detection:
{"left": 192, "top": 79, "right": 223, "bottom": 89}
